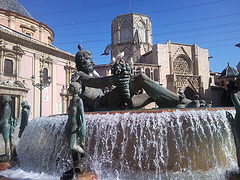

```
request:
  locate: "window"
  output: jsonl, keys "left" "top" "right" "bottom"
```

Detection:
{"left": 121, "top": 28, "right": 131, "bottom": 43}
{"left": 145, "top": 68, "right": 150, "bottom": 78}
{"left": 43, "top": 68, "right": 48, "bottom": 84}
{"left": 154, "top": 69, "right": 159, "bottom": 81}
{"left": 4, "top": 59, "right": 13, "bottom": 74}
{"left": 209, "top": 77, "right": 212, "bottom": 84}
{"left": 136, "top": 21, "right": 146, "bottom": 43}
{"left": 120, "top": 20, "right": 131, "bottom": 43}
{"left": 173, "top": 56, "right": 190, "bottom": 75}
{"left": 26, "top": 32, "right": 31, "bottom": 37}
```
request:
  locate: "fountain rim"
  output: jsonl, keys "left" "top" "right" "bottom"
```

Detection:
{"left": 47, "top": 107, "right": 234, "bottom": 117}
{"left": 85, "top": 107, "right": 234, "bottom": 115}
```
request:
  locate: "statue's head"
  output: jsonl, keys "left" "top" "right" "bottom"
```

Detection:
{"left": 1, "top": 95, "right": 12, "bottom": 104}
{"left": 75, "top": 49, "right": 94, "bottom": 75}
{"left": 21, "top": 101, "right": 31, "bottom": 109}
{"left": 68, "top": 82, "right": 82, "bottom": 95}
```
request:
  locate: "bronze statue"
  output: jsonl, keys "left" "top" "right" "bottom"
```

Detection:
{"left": 111, "top": 58, "right": 133, "bottom": 109}
{"left": 226, "top": 75, "right": 240, "bottom": 171}
{"left": 72, "top": 47, "right": 191, "bottom": 111}
{"left": 65, "top": 82, "right": 87, "bottom": 165}
{"left": 9, "top": 116, "right": 17, "bottom": 158}
{"left": 0, "top": 95, "right": 12, "bottom": 161}
{"left": 18, "top": 101, "right": 31, "bottom": 138}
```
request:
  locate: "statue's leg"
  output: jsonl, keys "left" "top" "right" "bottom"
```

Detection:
{"left": 69, "top": 132, "right": 85, "bottom": 154}
{"left": 2, "top": 124, "right": 10, "bottom": 161}
{"left": 131, "top": 73, "right": 191, "bottom": 108}
{"left": 132, "top": 93, "right": 154, "bottom": 109}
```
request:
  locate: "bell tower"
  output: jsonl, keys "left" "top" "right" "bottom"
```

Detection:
{"left": 111, "top": 13, "right": 152, "bottom": 62}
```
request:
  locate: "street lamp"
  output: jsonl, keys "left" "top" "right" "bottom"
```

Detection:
{"left": 31, "top": 69, "right": 51, "bottom": 117}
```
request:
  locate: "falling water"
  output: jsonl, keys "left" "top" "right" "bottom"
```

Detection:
{"left": 12, "top": 108, "right": 237, "bottom": 179}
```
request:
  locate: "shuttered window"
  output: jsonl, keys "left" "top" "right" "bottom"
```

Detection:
{"left": 4, "top": 59, "right": 13, "bottom": 74}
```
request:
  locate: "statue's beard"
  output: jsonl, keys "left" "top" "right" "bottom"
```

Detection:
{"left": 83, "top": 66, "right": 93, "bottom": 75}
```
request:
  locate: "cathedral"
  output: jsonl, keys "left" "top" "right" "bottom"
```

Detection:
{"left": 95, "top": 13, "right": 212, "bottom": 104}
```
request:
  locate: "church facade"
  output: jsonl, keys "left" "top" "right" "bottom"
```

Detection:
{"left": 0, "top": 1, "right": 75, "bottom": 119}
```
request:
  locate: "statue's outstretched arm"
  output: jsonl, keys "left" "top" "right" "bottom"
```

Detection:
{"left": 231, "top": 92, "right": 240, "bottom": 112}
{"left": 72, "top": 71, "right": 115, "bottom": 88}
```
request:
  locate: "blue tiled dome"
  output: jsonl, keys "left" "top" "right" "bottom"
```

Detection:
{"left": 0, "top": 0, "right": 33, "bottom": 18}
{"left": 220, "top": 62, "right": 239, "bottom": 78}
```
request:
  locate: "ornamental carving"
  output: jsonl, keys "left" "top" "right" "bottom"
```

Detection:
{"left": 175, "top": 75, "right": 200, "bottom": 92}
{"left": 20, "top": 24, "right": 36, "bottom": 32}
{"left": 0, "top": 78, "right": 26, "bottom": 88}
{"left": 173, "top": 56, "right": 190, "bottom": 75}
{"left": 121, "top": 20, "right": 131, "bottom": 29}
{"left": 0, "top": 39, "right": 7, "bottom": 47}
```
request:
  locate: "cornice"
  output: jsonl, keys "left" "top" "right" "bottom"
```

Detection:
{"left": 0, "top": 28, "right": 75, "bottom": 61}
{"left": 112, "top": 13, "right": 149, "bottom": 23}
{"left": 20, "top": 24, "right": 37, "bottom": 32}
{"left": 0, "top": 8, "right": 54, "bottom": 37}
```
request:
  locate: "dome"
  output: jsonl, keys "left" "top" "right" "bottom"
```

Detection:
{"left": 219, "top": 62, "right": 239, "bottom": 78}
{"left": 0, "top": 0, "right": 33, "bottom": 18}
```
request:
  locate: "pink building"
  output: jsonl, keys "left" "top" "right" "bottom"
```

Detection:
{"left": 0, "top": 0, "right": 75, "bottom": 119}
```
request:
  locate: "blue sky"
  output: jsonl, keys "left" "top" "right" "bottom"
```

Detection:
{"left": 18, "top": 0, "right": 240, "bottom": 73}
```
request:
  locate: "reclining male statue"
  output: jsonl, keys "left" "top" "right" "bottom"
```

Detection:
{"left": 72, "top": 47, "right": 191, "bottom": 111}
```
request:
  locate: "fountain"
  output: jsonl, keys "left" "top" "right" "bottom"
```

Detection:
{"left": 0, "top": 47, "right": 239, "bottom": 179}
{"left": 0, "top": 107, "right": 237, "bottom": 179}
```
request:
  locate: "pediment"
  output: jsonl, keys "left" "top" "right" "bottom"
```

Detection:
{"left": 5, "top": 51, "right": 16, "bottom": 58}
{"left": 172, "top": 46, "right": 192, "bottom": 62}
{"left": 0, "top": 78, "right": 27, "bottom": 89}
{"left": 13, "top": 45, "right": 25, "bottom": 55}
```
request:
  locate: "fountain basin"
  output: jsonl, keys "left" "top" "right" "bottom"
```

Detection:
{"left": 15, "top": 107, "right": 236, "bottom": 179}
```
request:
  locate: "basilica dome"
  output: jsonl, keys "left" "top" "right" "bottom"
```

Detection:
{"left": 0, "top": 0, "right": 33, "bottom": 18}
{"left": 219, "top": 62, "right": 239, "bottom": 78}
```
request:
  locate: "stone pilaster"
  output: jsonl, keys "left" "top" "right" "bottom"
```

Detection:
{"left": 51, "top": 59, "right": 57, "bottom": 114}
{"left": 61, "top": 85, "right": 68, "bottom": 114}
{"left": 8, "top": 16, "right": 15, "bottom": 29}
{"left": 33, "top": 53, "right": 42, "bottom": 117}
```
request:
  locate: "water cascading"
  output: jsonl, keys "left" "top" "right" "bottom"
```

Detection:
{"left": 16, "top": 108, "right": 237, "bottom": 179}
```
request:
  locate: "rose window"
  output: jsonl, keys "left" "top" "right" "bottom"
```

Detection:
{"left": 173, "top": 57, "right": 190, "bottom": 74}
